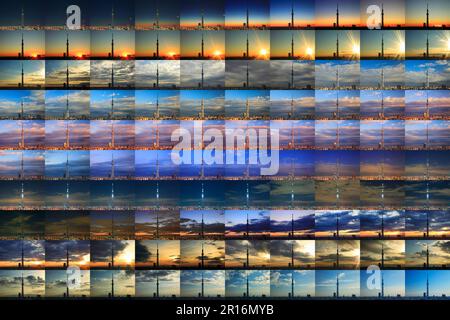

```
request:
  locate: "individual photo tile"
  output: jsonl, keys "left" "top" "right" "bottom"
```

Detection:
{"left": 225, "top": 0, "right": 269, "bottom": 30}
{"left": 135, "top": 0, "right": 180, "bottom": 30}
{"left": 135, "top": 270, "right": 180, "bottom": 297}
{"left": 180, "top": 0, "right": 224, "bottom": 30}
{"left": 181, "top": 270, "right": 225, "bottom": 297}
{"left": 315, "top": 0, "right": 361, "bottom": 28}
{"left": 45, "top": 30, "right": 90, "bottom": 59}
{"left": 225, "top": 270, "right": 270, "bottom": 297}
{"left": 136, "top": 30, "right": 180, "bottom": 59}
{"left": 270, "top": 270, "right": 315, "bottom": 298}
{"left": 270, "top": 0, "right": 315, "bottom": 29}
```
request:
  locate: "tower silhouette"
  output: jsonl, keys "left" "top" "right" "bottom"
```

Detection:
{"left": 335, "top": 273, "right": 339, "bottom": 298}
{"left": 65, "top": 62, "right": 69, "bottom": 88}
{"left": 156, "top": 32, "right": 159, "bottom": 58}
{"left": 335, "top": 33, "right": 339, "bottom": 58}
{"left": 200, "top": 32, "right": 204, "bottom": 58}
{"left": 20, "top": 62, "right": 24, "bottom": 87}
{"left": 155, "top": 63, "right": 159, "bottom": 88}
{"left": 290, "top": 0, "right": 294, "bottom": 29}
{"left": 381, "top": 3, "right": 384, "bottom": 28}
{"left": 20, "top": 6, "right": 24, "bottom": 58}
{"left": 335, "top": 4, "right": 339, "bottom": 28}
{"left": 66, "top": 32, "right": 69, "bottom": 58}
{"left": 291, "top": 33, "right": 295, "bottom": 58}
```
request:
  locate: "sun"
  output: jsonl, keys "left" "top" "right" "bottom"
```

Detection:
{"left": 306, "top": 47, "right": 313, "bottom": 56}
{"left": 352, "top": 44, "right": 360, "bottom": 55}
{"left": 398, "top": 41, "right": 405, "bottom": 54}
{"left": 259, "top": 48, "right": 268, "bottom": 56}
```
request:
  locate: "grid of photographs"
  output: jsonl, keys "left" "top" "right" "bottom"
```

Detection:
{"left": 0, "top": 0, "right": 448, "bottom": 299}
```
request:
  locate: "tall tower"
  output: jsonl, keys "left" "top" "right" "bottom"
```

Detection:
{"left": 335, "top": 121, "right": 340, "bottom": 149}
{"left": 291, "top": 271, "right": 295, "bottom": 298}
{"left": 111, "top": 32, "right": 115, "bottom": 58}
{"left": 426, "top": 3, "right": 429, "bottom": 28}
{"left": 156, "top": 241, "right": 160, "bottom": 267}
{"left": 291, "top": 0, "right": 294, "bottom": 29}
{"left": 246, "top": 1, "right": 249, "bottom": 29}
{"left": 65, "top": 91, "right": 70, "bottom": 119}
{"left": 291, "top": 33, "right": 295, "bottom": 58}
{"left": 66, "top": 32, "right": 69, "bottom": 58}
{"left": 336, "top": 273, "right": 339, "bottom": 298}
{"left": 200, "top": 7, "right": 204, "bottom": 29}
{"left": 380, "top": 91, "right": 384, "bottom": 118}
{"left": 426, "top": 271, "right": 429, "bottom": 297}
{"left": 381, "top": 68, "right": 385, "bottom": 90}
{"left": 335, "top": 91, "right": 339, "bottom": 119}
{"left": 290, "top": 240, "right": 295, "bottom": 268}
{"left": 200, "top": 212, "right": 205, "bottom": 239}
{"left": 335, "top": 33, "right": 339, "bottom": 58}
{"left": 290, "top": 61, "right": 295, "bottom": 88}
{"left": 336, "top": 66, "right": 339, "bottom": 90}
{"left": 336, "top": 3, "right": 339, "bottom": 28}
{"left": 111, "top": 121, "right": 115, "bottom": 148}
{"left": 200, "top": 241, "right": 205, "bottom": 268}
{"left": 111, "top": 271, "right": 115, "bottom": 298}
{"left": 111, "top": 62, "right": 115, "bottom": 88}
{"left": 201, "top": 32, "right": 204, "bottom": 58}
{"left": 289, "top": 93, "right": 294, "bottom": 119}
{"left": 245, "top": 96, "right": 250, "bottom": 119}
{"left": 155, "top": 63, "right": 159, "bottom": 88}
{"left": 381, "top": 3, "right": 384, "bottom": 28}
{"left": 155, "top": 273, "right": 160, "bottom": 297}
{"left": 246, "top": 241, "right": 250, "bottom": 268}
{"left": 291, "top": 213, "right": 295, "bottom": 238}
{"left": 246, "top": 32, "right": 249, "bottom": 58}
{"left": 66, "top": 62, "right": 69, "bottom": 88}
{"left": 110, "top": 91, "right": 114, "bottom": 119}
{"left": 65, "top": 121, "right": 70, "bottom": 149}
{"left": 426, "top": 32, "right": 429, "bottom": 57}
{"left": 245, "top": 62, "right": 249, "bottom": 88}
{"left": 336, "top": 243, "right": 340, "bottom": 268}
{"left": 21, "top": 6, "right": 24, "bottom": 58}
{"left": 201, "top": 271, "right": 205, "bottom": 297}
{"left": 20, "top": 98, "right": 24, "bottom": 120}
{"left": 381, "top": 242, "right": 384, "bottom": 268}
{"left": 21, "top": 62, "right": 24, "bottom": 87}
{"left": 111, "top": 152, "right": 115, "bottom": 179}
{"left": 200, "top": 63, "right": 204, "bottom": 88}
{"left": 381, "top": 271, "right": 384, "bottom": 298}
{"left": 200, "top": 97, "right": 205, "bottom": 119}
{"left": 155, "top": 5, "right": 160, "bottom": 29}
{"left": 246, "top": 271, "right": 250, "bottom": 297}
{"left": 335, "top": 211, "right": 340, "bottom": 238}
{"left": 156, "top": 32, "right": 159, "bottom": 58}
{"left": 426, "top": 243, "right": 429, "bottom": 268}
{"left": 19, "top": 120, "right": 25, "bottom": 148}
{"left": 65, "top": 152, "right": 70, "bottom": 204}
{"left": 155, "top": 93, "right": 160, "bottom": 119}
{"left": 19, "top": 151, "right": 24, "bottom": 179}
{"left": 381, "top": 33, "right": 384, "bottom": 58}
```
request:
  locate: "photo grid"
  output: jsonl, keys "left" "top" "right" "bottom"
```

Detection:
{"left": 0, "top": 0, "right": 448, "bottom": 299}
